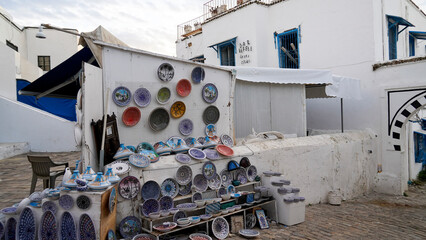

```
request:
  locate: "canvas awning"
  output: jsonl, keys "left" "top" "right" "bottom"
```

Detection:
{"left": 229, "top": 66, "right": 361, "bottom": 99}
{"left": 19, "top": 47, "right": 96, "bottom": 99}
{"left": 410, "top": 31, "right": 426, "bottom": 40}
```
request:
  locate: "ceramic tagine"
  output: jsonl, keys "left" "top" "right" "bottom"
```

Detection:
{"left": 63, "top": 170, "right": 81, "bottom": 188}
{"left": 105, "top": 168, "right": 121, "bottom": 184}
{"left": 114, "top": 144, "right": 134, "bottom": 160}
{"left": 82, "top": 166, "right": 96, "bottom": 181}
{"left": 88, "top": 172, "right": 111, "bottom": 190}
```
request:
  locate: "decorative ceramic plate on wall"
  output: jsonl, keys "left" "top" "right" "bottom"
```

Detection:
{"left": 42, "top": 201, "right": 57, "bottom": 215}
{"left": 202, "top": 83, "right": 218, "bottom": 103}
{"left": 208, "top": 173, "right": 222, "bottom": 190}
{"left": 179, "top": 182, "right": 192, "bottom": 196}
{"left": 149, "top": 108, "right": 170, "bottom": 131}
{"left": 107, "top": 230, "right": 116, "bottom": 240}
{"left": 118, "top": 176, "right": 140, "bottom": 199}
{"left": 60, "top": 212, "right": 76, "bottom": 240}
{"left": 141, "top": 180, "right": 161, "bottom": 201}
{"left": 176, "top": 165, "right": 192, "bottom": 185}
{"left": 246, "top": 165, "right": 257, "bottom": 182}
{"left": 191, "top": 67, "right": 205, "bottom": 84}
{"left": 188, "top": 148, "right": 206, "bottom": 160}
{"left": 193, "top": 174, "right": 208, "bottom": 192}
{"left": 18, "top": 207, "right": 36, "bottom": 240}
{"left": 119, "top": 216, "right": 141, "bottom": 239}
{"left": 134, "top": 87, "right": 151, "bottom": 107}
{"left": 220, "top": 134, "right": 233, "bottom": 147}
{"left": 202, "top": 161, "right": 217, "bottom": 180}
{"left": 205, "top": 124, "right": 217, "bottom": 137}
{"left": 141, "top": 199, "right": 160, "bottom": 217}
{"left": 76, "top": 195, "right": 91, "bottom": 210}
{"left": 112, "top": 86, "right": 131, "bottom": 107}
{"left": 220, "top": 169, "right": 232, "bottom": 187}
{"left": 157, "top": 63, "right": 174, "bottom": 82}
{"left": 170, "top": 101, "right": 186, "bottom": 119}
{"left": 203, "top": 106, "right": 220, "bottom": 124}
{"left": 129, "top": 154, "right": 150, "bottom": 168}
{"left": 161, "top": 178, "right": 179, "bottom": 198}
{"left": 122, "top": 107, "right": 141, "bottom": 126}
{"left": 79, "top": 214, "right": 96, "bottom": 240}
{"left": 176, "top": 79, "right": 192, "bottom": 97}
{"left": 179, "top": 119, "right": 193, "bottom": 136}
{"left": 109, "top": 188, "right": 117, "bottom": 213}
{"left": 40, "top": 210, "right": 58, "bottom": 240}
{"left": 59, "top": 195, "right": 74, "bottom": 210}
{"left": 175, "top": 153, "right": 191, "bottom": 164}
{"left": 6, "top": 217, "right": 17, "bottom": 240}
{"left": 156, "top": 87, "right": 171, "bottom": 104}
{"left": 159, "top": 196, "right": 174, "bottom": 211}
{"left": 107, "top": 160, "right": 132, "bottom": 175}
{"left": 203, "top": 148, "right": 220, "bottom": 160}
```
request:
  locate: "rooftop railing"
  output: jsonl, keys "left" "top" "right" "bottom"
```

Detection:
{"left": 177, "top": 0, "right": 279, "bottom": 40}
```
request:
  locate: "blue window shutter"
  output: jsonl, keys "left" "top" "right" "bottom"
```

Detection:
{"left": 277, "top": 29, "right": 299, "bottom": 69}
{"left": 409, "top": 35, "right": 415, "bottom": 57}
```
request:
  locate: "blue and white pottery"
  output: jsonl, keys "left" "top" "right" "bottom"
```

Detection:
{"left": 119, "top": 216, "right": 141, "bottom": 239}
{"left": 79, "top": 214, "right": 96, "bottom": 240}
{"left": 220, "top": 134, "right": 233, "bottom": 147}
{"left": 175, "top": 153, "right": 191, "bottom": 164}
{"left": 82, "top": 166, "right": 96, "bottom": 181}
{"left": 202, "top": 161, "right": 217, "bottom": 180}
{"left": 118, "top": 176, "right": 140, "bottom": 199}
{"left": 39, "top": 210, "right": 58, "bottom": 240}
{"left": 203, "top": 136, "right": 217, "bottom": 149}
{"left": 63, "top": 170, "right": 81, "bottom": 188}
{"left": 134, "top": 87, "right": 151, "bottom": 107}
{"left": 192, "top": 192, "right": 202, "bottom": 202}
{"left": 185, "top": 137, "right": 203, "bottom": 149}
{"left": 176, "top": 165, "right": 192, "bottom": 185}
{"left": 159, "top": 196, "right": 174, "bottom": 211}
{"left": 141, "top": 180, "right": 161, "bottom": 201}
{"left": 239, "top": 229, "right": 259, "bottom": 238}
{"left": 1, "top": 207, "right": 17, "bottom": 215}
{"left": 18, "top": 207, "right": 36, "bottom": 240}
{"left": 6, "top": 217, "right": 17, "bottom": 240}
{"left": 178, "top": 182, "right": 192, "bottom": 196}
{"left": 188, "top": 148, "right": 206, "bottom": 160}
{"left": 29, "top": 192, "right": 44, "bottom": 203}
{"left": 176, "top": 203, "right": 197, "bottom": 211}
{"left": 112, "top": 86, "right": 131, "bottom": 107}
{"left": 173, "top": 211, "right": 187, "bottom": 222}
{"left": 141, "top": 199, "right": 160, "bottom": 217}
{"left": 172, "top": 139, "right": 190, "bottom": 153}
{"left": 160, "top": 178, "right": 179, "bottom": 198}
{"left": 202, "top": 83, "right": 218, "bottom": 103}
{"left": 104, "top": 168, "right": 121, "bottom": 184}
{"left": 128, "top": 154, "right": 150, "bottom": 168}
{"left": 246, "top": 165, "right": 257, "bottom": 182}
{"left": 153, "top": 141, "right": 172, "bottom": 156}
{"left": 59, "top": 195, "right": 74, "bottom": 210}
{"left": 203, "top": 148, "right": 221, "bottom": 160}
{"left": 113, "top": 144, "right": 133, "bottom": 160}
{"left": 178, "top": 119, "right": 193, "bottom": 136}
{"left": 193, "top": 174, "right": 208, "bottom": 192}
{"left": 76, "top": 195, "right": 91, "bottom": 210}
{"left": 208, "top": 173, "right": 222, "bottom": 190}
{"left": 191, "top": 66, "right": 205, "bottom": 84}
{"left": 109, "top": 188, "right": 117, "bottom": 213}
{"left": 107, "top": 160, "right": 131, "bottom": 176}
{"left": 88, "top": 172, "right": 111, "bottom": 190}
{"left": 205, "top": 124, "right": 217, "bottom": 137}
{"left": 212, "top": 217, "right": 229, "bottom": 240}
{"left": 107, "top": 230, "right": 116, "bottom": 240}
{"left": 138, "top": 149, "right": 160, "bottom": 163}
{"left": 42, "top": 201, "right": 57, "bottom": 215}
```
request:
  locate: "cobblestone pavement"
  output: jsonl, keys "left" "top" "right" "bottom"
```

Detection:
{"left": 1, "top": 152, "right": 426, "bottom": 239}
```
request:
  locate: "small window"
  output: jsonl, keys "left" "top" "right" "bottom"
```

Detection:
{"left": 388, "top": 24, "right": 398, "bottom": 60}
{"left": 409, "top": 34, "right": 415, "bottom": 57}
{"left": 414, "top": 131, "right": 426, "bottom": 164}
{"left": 190, "top": 55, "right": 205, "bottom": 63}
{"left": 219, "top": 43, "right": 235, "bottom": 66}
{"left": 6, "top": 40, "right": 18, "bottom": 52}
{"left": 277, "top": 29, "right": 299, "bottom": 69}
{"left": 38, "top": 56, "right": 51, "bottom": 71}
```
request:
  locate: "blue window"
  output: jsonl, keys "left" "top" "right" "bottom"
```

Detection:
{"left": 386, "top": 15, "right": 414, "bottom": 60}
{"left": 208, "top": 37, "right": 236, "bottom": 66}
{"left": 414, "top": 131, "right": 426, "bottom": 164}
{"left": 409, "top": 31, "right": 426, "bottom": 57}
{"left": 277, "top": 29, "right": 299, "bottom": 69}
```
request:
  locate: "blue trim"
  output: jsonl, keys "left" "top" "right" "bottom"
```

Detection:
{"left": 409, "top": 34, "right": 415, "bottom": 57}
{"left": 386, "top": 15, "right": 414, "bottom": 60}
{"left": 410, "top": 31, "right": 426, "bottom": 40}
{"left": 414, "top": 131, "right": 426, "bottom": 165}
{"left": 386, "top": 15, "right": 415, "bottom": 27}
{"left": 276, "top": 28, "right": 299, "bottom": 69}
{"left": 208, "top": 37, "right": 237, "bottom": 58}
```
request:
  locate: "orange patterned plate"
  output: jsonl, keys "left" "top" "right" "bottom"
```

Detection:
{"left": 170, "top": 101, "right": 186, "bottom": 118}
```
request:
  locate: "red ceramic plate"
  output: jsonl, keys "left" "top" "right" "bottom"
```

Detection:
{"left": 176, "top": 79, "right": 192, "bottom": 97}
{"left": 122, "top": 107, "right": 141, "bottom": 126}
{"left": 216, "top": 144, "right": 234, "bottom": 156}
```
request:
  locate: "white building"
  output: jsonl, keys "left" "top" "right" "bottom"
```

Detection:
{"left": 176, "top": 0, "right": 426, "bottom": 195}
{"left": 0, "top": 6, "right": 78, "bottom": 100}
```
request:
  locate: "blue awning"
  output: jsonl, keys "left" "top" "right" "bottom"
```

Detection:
{"left": 19, "top": 47, "right": 97, "bottom": 99}
{"left": 208, "top": 37, "right": 237, "bottom": 57}
{"left": 387, "top": 15, "right": 415, "bottom": 28}
{"left": 410, "top": 31, "right": 426, "bottom": 40}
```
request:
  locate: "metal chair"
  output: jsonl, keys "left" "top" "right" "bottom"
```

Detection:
{"left": 27, "top": 155, "right": 69, "bottom": 194}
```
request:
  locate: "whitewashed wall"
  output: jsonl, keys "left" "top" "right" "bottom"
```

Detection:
{"left": 235, "top": 81, "right": 306, "bottom": 138}
{"left": 0, "top": 96, "right": 78, "bottom": 152}
{"left": 176, "top": 33, "right": 204, "bottom": 60}
{"left": 0, "top": 44, "right": 16, "bottom": 100}
{"left": 101, "top": 46, "right": 233, "bottom": 146}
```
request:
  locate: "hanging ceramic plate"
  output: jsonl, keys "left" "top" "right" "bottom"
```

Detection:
{"left": 203, "top": 106, "right": 220, "bottom": 124}
{"left": 212, "top": 217, "right": 229, "bottom": 240}
{"left": 188, "top": 148, "right": 206, "bottom": 160}
{"left": 218, "top": 187, "right": 227, "bottom": 197}
{"left": 156, "top": 87, "right": 171, "bottom": 104}
{"left": 76, "top": 195, "right": 91, "bottom": 210}
{"left": 173, "top": 211, "right": 187, "bottom": 222}
{"left": 119, "top": 176, "right": 140, "bottom": 199}
{"left": 240, "top": 157, "right": 251, "bottom": 168}
{"left": 119, "top": 216, "right": 141, "bottom": 238}
{"left": 18, "top": 207, "right": 36, "bottom": 240}
{"left": 179, "top": 119, "right": 193, "bottom": 136}
{"left": 220, "top": 134, "right": 233, "bottom": 147}
{"left": 179, "top": 182, "right": 192, "bottom": 196}
{"left": 112, "top": 86, "right": 131, "bottom": 107}
{"left": 205, "top": 124, "right": 216, "bottom": 137}
{"left": 79, "top": 214, "right": 96, "bottom": 240}
{"left": 202, "top": 83, "right": 218, "bottom": 103}
{"left": 107, "top": 160, "right": 131, "bottom": 175}
{"left": 40, "top": 210, "right": 58, "bottom": 240}
{"left": 237, "top": 170, "right": 248, "bottom": 185}
{"left": 157, "top": 63, "right": 174, "bottom": 82}
{"left": 141, "top": 199, "right": 160, "bottom": 217}
{"left": 245, "top": 214, "right": 257, "bottom": 229}
{"left": 141, "top": 180, "right": 161, "bottom": 201}
{"left": 59, "top": 195, "right": 74, "bottom": 210}
{"left": 192, "top": 192, "right": 202, "bottom": 202}
{"left": 246, "top": 165, "right": 257, "bottom": 182}
{"left": 60, "top": 212, "right": 76, "bottom": 240}
{"left": 175, "top": 153, "right": 191, "bottom": 164}
{"left": 170, "top": 101, "right": 186, "bottom": 119}
{"left": 122, "top": 107, "right": 141, "bottom": 126}
{"left": 202, "top": 161, "right": 217, "bottom": 180}
{"left": 107, "top": 230, "right": 116, "bottom": 240}
{"left": 159, "top": 196, "right": 174, "bottom": 211}
{"left": 149, "top": 108, "right": 170, "bottom": 131}
{"left": 6, "top": 217, "right": 17, "bottom": 240}
{"left": 191, "top": 67, "right": 205, "bottom": 84}
{"left": 109, "top": 188, "right": 117, "bottom": 213}
{"left": 216, "top": 144, "right": 234, "bottom": 157}
{"left": 176, "top": 79, "right": 192, "bottom": 97}
{"left": 176, "top": 165, "right": 192, "bottom": 185}
{"left": 208, "top": 173, "right": 222, "bottom": 190}
{"left": 42, "top": 201, "right": 57, "bottom": 215}
{"left": 220, "top": 169, "right": 232, "bottom": 187}
{"left": 203, "top": 148, "right": 221, "bottom": 160}
{"left": 193, "top": 174, "right": 208, "bottom": 192}
{"left": 134, "top": 87, "right": 151, "bottom": 107}
{"left": 129, "top": 154, "right": 150, "bottom": 168}
{"left": 161, "top": 178, "right": 179, "bottom": 198}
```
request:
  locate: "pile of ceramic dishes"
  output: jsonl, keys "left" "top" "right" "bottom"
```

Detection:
{"left": 63, "top": 166, "right": 112, "bottom": 191}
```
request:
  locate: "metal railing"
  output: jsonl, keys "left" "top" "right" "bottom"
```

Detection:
{"left": 177, "top": 0, "right": 281, "bottom": 40}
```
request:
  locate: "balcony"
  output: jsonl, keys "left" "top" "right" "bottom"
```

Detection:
{"left": 177, "top": 0, "right": 277, "bottom": 40}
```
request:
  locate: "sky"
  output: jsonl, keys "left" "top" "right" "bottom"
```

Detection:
{"left": 1, "top": 0, "right": 426, "bottom": 57}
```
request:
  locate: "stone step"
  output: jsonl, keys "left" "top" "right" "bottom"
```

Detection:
{"left": 0, "top": 142, "right": 30, "bottom": 160}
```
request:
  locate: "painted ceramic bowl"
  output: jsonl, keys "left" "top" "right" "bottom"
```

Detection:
{"left": 216, "top": 144, "right": 234, "bottom": 157}
{"left": 122, "top": 107, "right": 141, "bottom": 126}
{"left": 189, "top": 233, "right": 212, "bottom": 240}
{"left": 134, "top": 87, "right": 151, "bottom": 107}
{"left": 176, "top": 79, "right": 192, "bottom": 97}
{"left": 112, "top": 86, "right": 131, "bottom": 106}
{"left": 191, "top": 66, "right": 205, "bottom": 84}
{"left": 170, "top": 101, "right": 186, "bottom": 118}
{"left": 157, "top": 63, "right": 174, "bottom": 82}
{"left": 149, "top": 108, "right": 170, "bottom": 131}
{"left": 156, "top": 87, "right": 171, "bottom": 104}
{"left": 153, "top": 222, "right": 177, "bottom": 233}
{"left": 149, "top": 212, "right": 161, "bottom": 219}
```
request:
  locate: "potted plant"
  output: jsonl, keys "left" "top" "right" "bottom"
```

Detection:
{"left": 184, "top": 25, "right": 192, "bottom": 33}
{"left": 211, "top": 6, "right": 218, "bottom": 16}
{"left": 194, "top": 22, "right": 201, "bottom": 29}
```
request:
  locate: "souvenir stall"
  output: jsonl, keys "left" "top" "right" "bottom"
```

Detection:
{"left": 0, "top": 42, "right": 307, "bottom": 240}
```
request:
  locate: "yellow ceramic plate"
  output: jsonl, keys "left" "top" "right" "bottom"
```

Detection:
{"left": 170, "top": 101, "right": 186, "bottom": 118}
